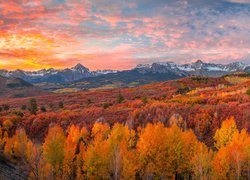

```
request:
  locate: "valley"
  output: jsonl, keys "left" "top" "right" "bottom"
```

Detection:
{"left": 0, "top": 74, "right": 249, "bottom": 143}
{"left": 1, "top": 0, "right": 250, "bottom": 178}
{"left": 0, "top": 73, "right": 249, "bottom": 179}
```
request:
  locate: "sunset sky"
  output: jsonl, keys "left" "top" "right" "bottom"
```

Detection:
{"left": 0, "top": 0, "right": 250, "bottom": 70}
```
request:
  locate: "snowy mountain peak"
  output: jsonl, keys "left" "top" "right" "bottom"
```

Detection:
{"left": 134, "top": 60, "right": 249, "bottom": 77}
{"left": 94, "top": 69, "right": 119, "bottom": 75}
{"left": 227, "top": 62, "right": 246, "bottom": 68}
{"left": 134, "top": 61, "right": 188, "bottom": 76}
{"left": 71, "top": 63, "right": 90, "bottom": 73}
{"left": 0, "top": 61, "right": 249, "bottom": 83}
{"left": 135, "top": 64, "right": 152, "bottom": 69}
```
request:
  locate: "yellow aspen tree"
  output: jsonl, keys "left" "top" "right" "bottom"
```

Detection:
{"left": 26, "top": 142, "right": 42, "bottom": 180}
{"left": 106, "top": 123, "right": 131, "bottom": 180}
{"left": 4, "top": 129, "right": 29, "bottom": 163}
{"left": 43, "top": 125, "right": 66, "bottom": 179}
{"left": 120, "top": 134, "right": 139, "bottom": 179}
{"left": 191, "top": 143, "right": 213, "bottom": 180}
{"left": 84, "top": 123, "right": 110, "bottom": 179}
{"left": 214, "top": 117, "right": 238, "bottom": 149}
{"left": 213, "top": 129, "right": 250, "bottom": 179}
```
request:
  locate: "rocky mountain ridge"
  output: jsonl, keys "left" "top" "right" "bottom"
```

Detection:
{"left": 0, "top": 60, "right": 249, "bottom": 84}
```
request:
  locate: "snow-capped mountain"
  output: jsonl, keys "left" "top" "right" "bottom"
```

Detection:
{"left": 70, "top": 63, "right": 90, "bottom": 74}
{"left": 93, "top": 69, "right": 119, "bottom": 75}
{"left": 0, "top": 63, "right": 119, "bottom": 83}
{"left": 135, "top": 62, "right": 188, "bottom": 77}
{"left": 0, "top": 60, "right": 249, "bottom": 84}
{"left": 135, "top": 60, "right": 249, "bottom": 77}
{"left": 0, "top": 68, "right": 58, "bottom": 80}
{"left": 181, "top": 60, "right": 249, "bottom": 76}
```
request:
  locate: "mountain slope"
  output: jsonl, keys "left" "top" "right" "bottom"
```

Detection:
{"left": 73, "top": 69, "right": 187, "bottom": 90}
{"left": 1, "top": 74, "right": 249, "bottom": 143}
{"left": 70, "top": 60, "right": 248, "bottom": 90}
{"left": 0, "top": 76, "right": 46, "bottom": 98}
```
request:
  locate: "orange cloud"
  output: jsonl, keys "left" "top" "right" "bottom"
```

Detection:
{"left": 0, "top": 0, "right": 249, "bottom": 71}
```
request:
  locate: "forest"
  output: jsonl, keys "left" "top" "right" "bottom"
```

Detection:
{"left": 0, "top": 117, "right": 249, "bottom": 179}
{"left": 0, "top": 75, "right": 249, "bottom": 179}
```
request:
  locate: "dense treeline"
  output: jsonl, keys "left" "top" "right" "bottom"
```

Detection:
{"left": 0, "top": 117, "right": 249, "bottom": 179}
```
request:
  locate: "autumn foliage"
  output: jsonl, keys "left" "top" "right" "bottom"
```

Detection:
{"left": 0, "top": 76, "right": 249, "bottom": 179}
{"left": 0, "top": 117, "right": 249, "bottom": 179}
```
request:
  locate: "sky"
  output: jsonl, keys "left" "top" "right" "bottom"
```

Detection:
{"left": 0, "top": 0, "right": 250, "bottom": 70}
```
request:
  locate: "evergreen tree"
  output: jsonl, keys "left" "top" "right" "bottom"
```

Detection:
{"left": 21, "top": 104, "right": 27, "bottom": 110}
{"left": 117, "top": 93, "right": 124, "bottom": 103}
{"left": 41, "top": 105, "right": 47, "bottom": 112}
{"left": 29, "top": 98, "right": 38, "bottom": 115}
{"left": 2, "top": 104, "right": 10, "bottom": 111}
{"left": 59, "top": 101, "right": 64, "bottom": 109}
{"left": 141, "top": 96, "right": 148, "bottom": 105}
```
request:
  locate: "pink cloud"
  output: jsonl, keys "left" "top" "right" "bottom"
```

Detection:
{"left": 0, "top": 0, "right": 249, "bottom": 70}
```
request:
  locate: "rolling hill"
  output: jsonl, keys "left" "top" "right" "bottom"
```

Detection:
{"left": 0, "top": 73, "right": 249, "bottom": 179}
{"left": 0, "top": 76, "right": 46, "bottom": 98}
{"left": 0, "top": 73, "right": 249, "bottom": 144}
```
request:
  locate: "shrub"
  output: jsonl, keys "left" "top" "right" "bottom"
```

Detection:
{"left": 141, "top": 96, "right": 148, "bottom": 105}
{"left": 103, "top": 103, "right": 110, "bottom": 109}
{"left": 176, "top": 87, "right": 191, "bottom": 95}
{"left": 41, "top": 105, "right": 47, "bottom": 112}
{"left": 2, "top": 119, "right": 13, "bottom": 130}
{"left": 13, "top": 111, "right": 24, "bottom": 117}
{"left": 59, "top": 101, "right": 64, "bottom": 109}
{"left": 191, "top": 77, "right": 208, "bottom": 83}
{"left": 21, "top": 105, "right": 27, "bottom": 110}
{"left": 117, "top": 93, "right": 124, "bottom": 103}
{"left": 49, "top": 103, "right": 54, "bottom": 109}
{"left": 2, "top": 104, "right": 10, "bottom": 111}
{"left": 246, "top": 89, "right": 250, "bottom": 96}
{"left": 87, "top": 99, "right": 92, "bottom": 105}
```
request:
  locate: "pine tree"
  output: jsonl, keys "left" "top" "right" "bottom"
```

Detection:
{"left": 29, "top": 98, "right": 38, "bottom": 115}
{"left": 117, "top": 93, "right": 124, "bottom": 103}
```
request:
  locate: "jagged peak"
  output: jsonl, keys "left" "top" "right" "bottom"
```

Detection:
{"left": 228, "top": 61, "right": 246, "bottom": 66}
{"left": 71, "top": 63, "right": 90, "bottom": 72}
{"left": 72, "top": 63, "right": 86, "bottom": 69}
{"left": 194, "top": 59, "right": 204, "bottom": 64}
{"left": 74, "top": 63, "right": 85, "bottom": 68}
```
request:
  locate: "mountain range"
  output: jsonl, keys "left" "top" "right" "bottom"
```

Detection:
{"left": 1, "top": 60, "right": 249, "bottom": 82}
{"left": 135, "top": 60, "right": 249, "bottom": 76}
{"left": 0, "top": 63, "right": 118, "bottom": 84}
{"left": 0, "top": 60, "right": 249, "bottom": 91}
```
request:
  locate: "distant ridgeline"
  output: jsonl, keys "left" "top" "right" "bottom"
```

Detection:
{"left": 0, "top": 60, "right": 249, "bottom": 92}
{"left": 0, "top": 60, "right": 248, "bottom": 84}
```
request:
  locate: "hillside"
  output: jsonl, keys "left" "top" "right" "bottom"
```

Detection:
{"left": 0, "top": 74, "right": 249, "bottom": 179}
{"left": 0, "top": 76, "right": 46, "bottom": 98}
{"left": 71, "top": 69, "right": 186, "bottom": 90}
{"left": 0, "top": 74, "right": 249, "bottom": 145}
